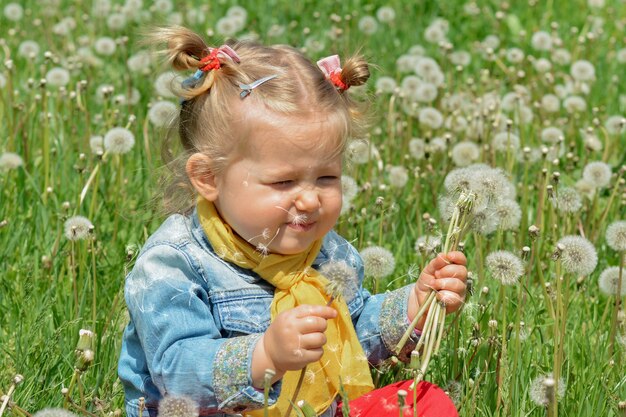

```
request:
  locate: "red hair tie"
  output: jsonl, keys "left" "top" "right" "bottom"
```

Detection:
{"left": 317, "top": 54, "right": 349, "bottom": 91}
{"left": 198, "top": 45, "right": 241, "bottom": 72}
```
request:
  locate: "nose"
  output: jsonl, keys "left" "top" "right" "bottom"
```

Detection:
{"left": 294, "top": 188, "right": 321, "bottom": 212}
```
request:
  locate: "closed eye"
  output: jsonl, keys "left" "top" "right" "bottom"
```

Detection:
{"left": 270, "top": 180, "right": 294, "bottom": 187}
{"left": 318, "top": 176, "right": 339, "bottom": 184}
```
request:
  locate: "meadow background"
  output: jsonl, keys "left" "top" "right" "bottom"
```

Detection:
{"left": 1, "top": 0, "right": 626, "bottom": 416}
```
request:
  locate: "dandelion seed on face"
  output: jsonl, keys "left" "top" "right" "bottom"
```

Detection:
{"left": 582, "top": 161, "right": 612, "bottom": 189}
{"left": 486, "top": 251, "right": 524, "bottom": 285}
{"left": 104, "top": 127, "right": 135, "bottom": 154}
{"left": 556, "top": 235, "right": 598, "bottom": 276}
{"left": 529, "top": 374, "right": 565, "bottom": 407}
{"left": 598, "top": 267, "right": 626, "bottom": 296}
{"left": 158, "top": 395, "right": 200, "bottom": 417}
{"left": 360, "top": 246, "right": 395, "bottom": 279}
{"left": 606, "top": 221, "right": 626, "bottom": 252}
{"left": 0, "top": 152, "right": 24, "bottom": 171}
{"left": 64, "top": 216, "right": 94, "bottom": 241}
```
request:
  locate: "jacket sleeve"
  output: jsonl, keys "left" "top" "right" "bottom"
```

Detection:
{"left": 124, "top": 243, "right": 280, "bottom": 413}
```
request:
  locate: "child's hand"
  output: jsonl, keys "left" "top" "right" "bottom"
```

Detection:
{"left": 262, "top": 304, "right": 337, "bottom": 373}
{"left": 412, "top": 252, "right": 467, "bottom": 317}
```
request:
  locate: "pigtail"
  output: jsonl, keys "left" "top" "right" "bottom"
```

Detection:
{"left": 338, "top": 55, "right": 370, "bottom": 90}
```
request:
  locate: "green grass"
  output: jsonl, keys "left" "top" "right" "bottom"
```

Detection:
{"left": 1, "top": 0, "right": 625, "bottom": 416}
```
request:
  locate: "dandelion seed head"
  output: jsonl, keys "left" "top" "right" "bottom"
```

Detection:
{"left": 541, "top": 94, "right": 560, "bottom": 113}
{"left": 375, "top": 76, "right": 397, "bottom": 94}
{"left": 563, "top": 95, "right": 586, "bottom": 113}
{"left": 89, "top": 136, "right": 104, "bottom": 155}
{"left": 449, "top": 50, "right": 471, "bottom": 67}
{"left": 605, "top": 115, "right": 626, "bottom": 135}
{"left": 148, "top": 100, "right": 177, "bottom": 128}
{"left": 582, "top": 161, "right": 612, "bottom": 189}
{"left": 319, "top": 260, "right": 358, "bottom": 301}
{"left": 444, "top": 167, "right": 473, "bottom": 193}
{"left": 529, "top": 373, "right": 565, "bottom": 407}
{"left": 360, "top": 246, "right": 395, "bottom": 278}
{"left": 358, "top": 16, "right": 379, "bottom": 35}
{"left": 414, "top": 235, "right": 442, "bottom": 255}
{"left": 33, "top": 409, "right": 78, "bottom": 417}
{"left": 3, "top": 3, "right": 23, "bottom": 21}
{"left": 574, "top": 178, "right": 596, "bottom": 199}
{"left": 486, "top": 250, "right": 524, "bottom": 285}
{"left": 94, "top": 37, "right": 117, "bottom": 56}
{"left": 388, "top": 165, "right": 409, "bottom": 188}
{"left": 0, "top": 152, "right": 24, "bottom": 171}
{"left": 451, "top": 141, "right": 480, "bottom": 167}
{"left": 470, "top": 207, "right": 499, "bottom": 235}
{"left": 18, "top": 40, "right": 40, "bottom": 58}
{"left": 158, "top": 395, "right": 200, "bottom": 417}
{"left": 346, "top": 139, "right": 371, "bottom": 164}
{"left": 540, "top": 127, "right": 564, "bottom": 144}
{"left": 45, "top": 67, "right": 71, "bottom": 87}
{"left": 491, "top": 131, "right": 520, "bottom": 152}
{"left": 443, "top": 380, "right": 463, "bottom": 406}
{"left": 408, "top": 138, "right": 425, "bottom": 160}
{"left": 154, "top": 71, "right": 179, "bottom": 99}
{"left": 531, "top": 31, "right": 553, "bottom": 51}
{"left": 606, "top": 221, "right": 626, "bottom": 251}
{"left": 376, "top": 6, "right": 396, "bottom": 23}
{"left": 64, "top": 216, "right": 94, "bottom": 241}
{"left": 104, "top": 127, "right": 135, "bottom": 154}
{"left": 418, "top": 107, "right": 443, "bottom": 130}
{"left": 494, "top": 199, "right": 522, "bottom": 231}
{"left": 571, "top": 60, "right": 595, "bottom": 82}
{"left": 556, "top": 235, "right": 598, "bottom": 276}
{"left": 553, "top": 187, "right": 582, "bottom": 213}
{"left": 341, "top": 175, "right": 358, "bottom": 202}
{"left": 598, "top": 267, "right": 626, "bottom": 296}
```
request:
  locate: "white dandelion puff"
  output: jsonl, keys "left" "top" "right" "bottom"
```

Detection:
{"left": 3, "top": 3, "right": 23, "bottom": 21}
{"left": 529, "top": 374, "right": 565, "bottom": 407}
{"left": 148, "top": 100, "right": 177, "bottom": 128}
{"left": 64, "top": 216, "right": 94, "bottom": 241}
{"left": 582, "top": 161, "right": 612, "bottom": 189}
{"left": 556, "top": 235, "right": 598, "bottom": 276}
{"left": 451, "top": 141, "right": 480, "bottom": 167}
{"left": 360, "top": 246, "right": 395, "bottom": 278}
{"left": 104, "top": 127, "right": 135, "bottom": 154}
{"left": 341, "top": 175, "right": 359, "bottom": 202}
{"left": 486, "top": 251, "right": 524, "bottom": 285}
{"left": 388, "top": 166, "right": 409, "bottom": 188}
{"left": 598, "top": 267, "right": 626, "bottom": 296}
{"left": 319, "top": 260, "right": 358, "bottom": 301}
{"left": 33, "top": 409, "right": 79, "bottom": 417}
{"left": 45, "top": 67, "right": 71, "bottom": 87}
{"left": 0, "top": 152, "right": 24, "bottom": 171}
{"left": 553, "top": 187, "right": 582, "bottom": 213}
{"left": 358, "top": 16, "right": 379, "bottom": 35}
{"left": 606, "top": 221, "right": 626, "bottom": 252}
{"left": 94, "top": 37, "right": 117, "bottom": 56}
{"left": 570, "top": 60, "right": 595, "bottom": 82}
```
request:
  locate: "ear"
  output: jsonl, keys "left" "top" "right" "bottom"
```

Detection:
{"left": 186, "top": 153, "right": 220, "bottom": 201}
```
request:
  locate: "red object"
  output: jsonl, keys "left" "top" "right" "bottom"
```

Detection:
{"left": 199, "top": 49, "right": 222, "bottom": 72}
{"left": 329, "top": 71, "right": 349, "bottom": 91}
{"left": 337, "top": 380, "right": 458, "bottom": 417}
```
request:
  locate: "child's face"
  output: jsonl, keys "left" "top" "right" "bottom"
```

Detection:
{"left": 212, "top": 110, "right": 344, "bottom": 255}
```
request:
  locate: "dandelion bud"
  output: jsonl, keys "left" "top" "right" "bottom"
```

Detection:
{"left": 0, "top": 219, "right": 7, "bottom": 228}
{"left": 13, "top": 374, "right": 24, "bottom": 385}
{"left": 488, "top": 319, "right": 498, "bottom": 329}
{"left": 390, "top": 355, "right": 399, "bottom": 365}
{"left": 397, "top": 389, "right": 408, "bottom": 408}
{"left": 546, "top": 184, "right": 554, "bottom": 199}
{"left": 76, "top": 329, "right": 94, "bottom": 351}
{"left": 552, "top": 172, "right": 560, "bottom": 184}
{"left": 522, "top": 246, "right": 531, "bottom": 259}
{"left": 375, "top": 196, "right": 384, "bottom": 206}
{"left": 618, "top": 400, "right": 626, "bottom": 411}
{"left": 410, "top": 351, "right": 420, "bottom": 369}
{"left": 296, "top": 400, "right": 316, "bottom": 417}
{"left": 481, "top": 286, "right": 489, "bottom": 295}
{"left": 76, "top": 349, "right": 94, "bottom": 371}
{"left": 529, "top": 225, "right": 540, "bottom": 239}
{"left": 61, "top": 387, "right": 69, "bottom": 395}
{"left": 552, "top": 243, "right": 565, "bottom": 260}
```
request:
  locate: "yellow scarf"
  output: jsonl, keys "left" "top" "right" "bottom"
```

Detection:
{"left": 197, "top": 199, "right": 373, "bottom": 416}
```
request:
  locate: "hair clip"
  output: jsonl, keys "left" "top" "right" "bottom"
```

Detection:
{"left": 238, "top": 74, "right": 278, "bottom": 99}
{"left": 317, "top": 55, "right": 348, "bottom": 91}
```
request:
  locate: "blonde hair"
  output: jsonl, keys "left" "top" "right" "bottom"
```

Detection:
{"left": 147, "top": 26, "right": 370, "bottom": 215}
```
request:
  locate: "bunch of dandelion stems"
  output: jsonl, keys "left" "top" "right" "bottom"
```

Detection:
{"left": 395, "top": 191, "right": 475, "bottom": 384}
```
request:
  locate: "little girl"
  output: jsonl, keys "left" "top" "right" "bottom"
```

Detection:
{"left": 118, "top": 26, "right": 468, "bottom": 417}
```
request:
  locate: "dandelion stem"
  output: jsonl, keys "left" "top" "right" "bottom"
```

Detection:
{"left": 396, "top": 291, "right": 435, "bottom": 353}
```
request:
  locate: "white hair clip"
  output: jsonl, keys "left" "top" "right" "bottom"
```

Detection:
{"left": 238, "top": 74, "right": 278, "bottom": 99}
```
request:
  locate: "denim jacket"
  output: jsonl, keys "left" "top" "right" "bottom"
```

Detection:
{"left": 118, "top": 209, "right": 419, "bottom": 417}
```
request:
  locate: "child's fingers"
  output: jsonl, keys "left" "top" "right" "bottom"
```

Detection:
{"left": 299, "top": 332, "right": 327, "bottom": 349}
{"left": 295, "top": 304, "right": 338, "bottom": 320}
{"left": 434, "top": 264, "right": 467, "bottom": 281}
{"left": 422, "top": 253, "right": 452, "bottom": 275}
{"left": 299, "top": 315, "right": 329, "bottom": 334}
{"left": 431, "top": 277, "right": 466, "bottom": 295}
{"left": 446, "top": 251, "right": 467, "bottom": 266}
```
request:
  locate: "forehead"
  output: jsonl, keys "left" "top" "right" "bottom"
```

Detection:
{"left": 232, "top": 98, "right": 347, "bottom": 160}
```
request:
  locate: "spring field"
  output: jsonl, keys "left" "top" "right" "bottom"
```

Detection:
{"left": 1, "top": 0, "right": 626, "bottom": 416}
